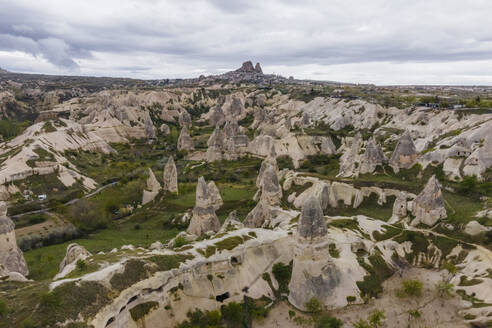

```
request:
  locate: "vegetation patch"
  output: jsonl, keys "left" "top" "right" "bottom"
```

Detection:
{"left": 130, "top": 301, "right": 159, "bottom": 321}
{"left": 147, "top": 254, "right": 193, "bottom": 272}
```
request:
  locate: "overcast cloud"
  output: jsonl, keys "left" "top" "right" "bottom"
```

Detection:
{"left": 1, "top": 0, "right": 492, "bottom": 84}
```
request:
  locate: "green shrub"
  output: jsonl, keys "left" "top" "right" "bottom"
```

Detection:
{"left": 315, "top": 314, "right": 343, "bottom": 328}
{"left": 346, "top": 295, "right": 356, "bottom": 303}
{"left": 19, "top": 318, "right": 36, "bottom": 328}
{"left": 272, "top": 261, "right": 293, "bottom": 295}
{"left": 329, "top": 243, "right": 340, "bottom": 258}
{"left": 401, "top": 280, "right": 423, "bottom": 297}
{"left": 305, "top": 297, "right": 322, "bottom": 314}
{"left": 221, "top": 302, "right": 243, "bottom": 326}
{"left": 173, "top": 235, "right": 189, "bottom": 248}
{"left": 130, "top": 301, "right": 159, "bottom": 321}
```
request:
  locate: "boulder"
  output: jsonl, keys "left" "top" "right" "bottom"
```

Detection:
{"left": 0, "top": 201, "right": 28, "bottom": 276}
{"left": 177, "top": 127, "right": 195, "bottom": 151}
{"left": 412, "top": 175, "right": 447, "bottom": 226}
{"left": 163, "top": 156, "right": 178, "bottom": 193}
{"left": 464, "top": 221, "right": 491, "bottom": 236}
{"left": 389, "top": 130, "right": 418, "bottom": 172}
{"left": 297, "top": 195, "right": 327, "bottom": 241}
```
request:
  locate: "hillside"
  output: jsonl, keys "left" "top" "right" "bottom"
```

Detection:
{"left": 0, "top": 62, "right": 491, "bottom": 328}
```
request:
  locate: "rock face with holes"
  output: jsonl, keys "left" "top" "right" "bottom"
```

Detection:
{"left": 177, "top": 127, "right": 194, "bottom": 151}
{"left": 142, "top": 168, "right": 162, "bottom": 205}
{"left": 163, "top": 156, "right": 178, "bottom": 194}
{"left": 0, "top": 201, "right": 28, "bottom": 277}
{"left": 288, "top": 197, "right": 347, "bottom": 311}
{"left": 187, "top": 177, "right": 221, "bottom": 236}
{"left": 412, "top": 175, "right": 447, "bottom": 226}
{"left": 389, "top": 130, "right": 418, "bottom": 172}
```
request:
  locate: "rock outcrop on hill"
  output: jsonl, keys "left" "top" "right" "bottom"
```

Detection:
{"left": 389, "top": 191, "right": 409, "bottom": 223}
{"left": 0, "top": 201, "right": 28, "bottom": 277}
{"left": 163, "top": 156, "right": 178, "bottom": 193}
{"left": 142, "top": 168, "right": 162, "bottom": 205}
{"left": 187, "top": 177, "right": 221, "bottom": 236}
{"left": 389, "top": 130, "right": 418, "bottom": 172}
{"left": 412, "top": 175, "right": 447, "bottom": 226}
{"left": 177, "top": 127, "right": 194, "bottom": 151}
{"left": 206, "top": 120, "right": 249, "bottom": 161}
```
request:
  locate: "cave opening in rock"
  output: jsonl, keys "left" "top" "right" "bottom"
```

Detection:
{"left": 230, "top": 256, "right": 239, "bottom": 264}
{"left": 215, "top": 292, "right": 230, "bottom": 302}
{"left": 105, "top": 317, "right": 115, "bottom": 327}
{"left": 127, "top": 295, "right": 138, "bottom": 304}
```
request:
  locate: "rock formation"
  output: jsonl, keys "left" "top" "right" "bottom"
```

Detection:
{"left": 0, "top": 201, "right": 28, "bottom": 277}
{"left": 187, "top": 177, "right": 221, "bottom": 236}
{"left": 243, "top": 199, "right": 271, "bottom": 228}
{"left": 389, "top": 191, "right": 408, "bottom": 223}
{"left": 206, "top": 120, "right": 249, "bottom": 162}
{"left": 56, "top": 243, "right": 91, "bottom": 278}
{"left": 259, "top": 165, "right": 282, "bottom": 205}
{"left": 177, "top": 127, "right": 194, "bottom": 151}
{"left": 411, "top": 175, "right": 447, "bottom": 226}
{"left": 359, "top": 138, "right": 386, "bottom": 174}
{"left": 160, "top": 123, "right": 170, "bottom": 135}
{"left": 389, "top": 130, "right": 418, "bottom": 172}
{"left": 144, "top": 117, "right": 156, "bottom": 142}
{"left": 297, "top": 195, "right": 327, "bottom": 241}
{"left": 163, "top": 156, "right": 178, "bottom": 193}
{"left": 178, "top": 110, "right": 192, "bottom": 128}
{"left": 220, "top": 210, "right": 244, "bottom": 231}
{"left": 142, "top": 168, "right": 162, "bottom": 205}
{"left": 207, "top": 180, "right": 223, "bottom": 210}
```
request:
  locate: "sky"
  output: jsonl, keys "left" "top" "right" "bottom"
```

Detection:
{"left": 1, "top": 0, "right": 492, "bottom": 85}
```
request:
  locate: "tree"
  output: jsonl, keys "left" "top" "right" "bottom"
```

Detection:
{"left": 353, "top": 319, "right": 371, "bottom": 328}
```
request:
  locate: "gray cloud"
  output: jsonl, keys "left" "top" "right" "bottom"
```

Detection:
{"left": 0, "top": 0, "right": 491, "bottom": 83}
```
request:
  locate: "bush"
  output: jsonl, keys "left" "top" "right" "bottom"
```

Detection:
{"left": 173, "top": 235, "right": 189, "bottom": 248}
{"left": 221, "top": 302, "right": 243, "bottom": 326}
{"left": 346, "top": 295, "right": 356, "bottom": 303}
{"left": 315, "top": 314, "right": 343, "bottom": 328}
{"left": 76, "top": 259, "right": 87, "bottom": 271}
{"left": 305, "top": 297, "right": 322, "bottom": 314}
{"left": 130, "top": 301, "right": 159, "bottom": 321}
{"left": 19, "top": 318, "right": 36, "bottom": 328}
{"left": 272, "top": 261, "right": 293, "bottom": 295}
{"left": 401, "top": 280, "right": 423, "bottom": 297}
